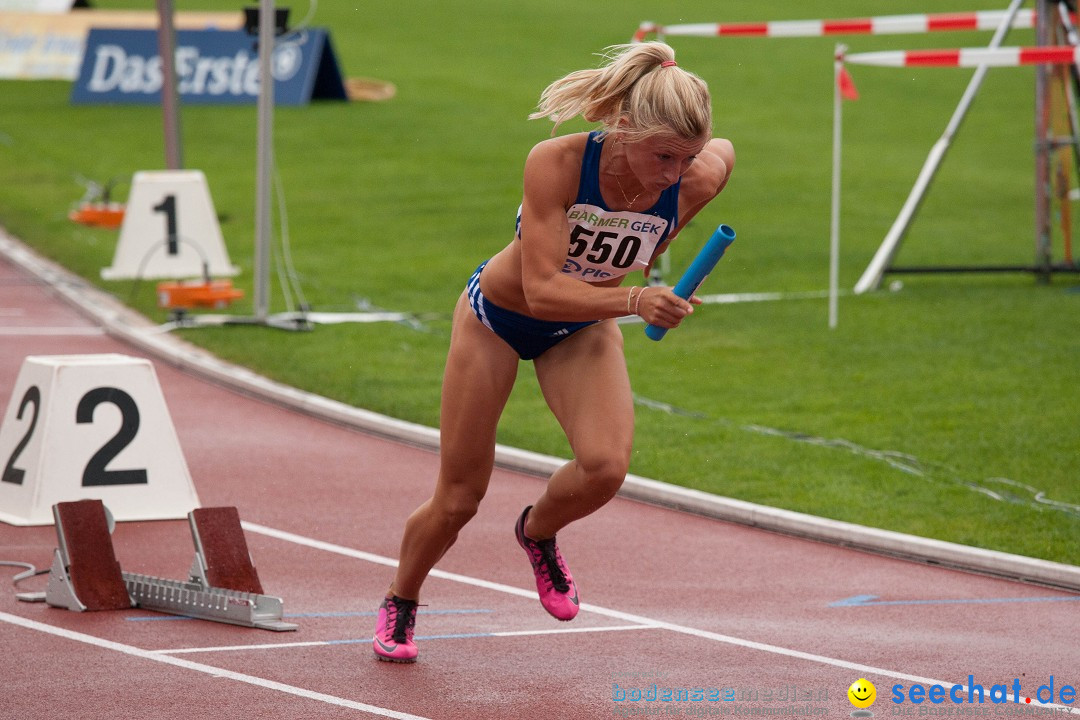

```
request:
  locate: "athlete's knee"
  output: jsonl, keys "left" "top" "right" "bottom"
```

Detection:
{"left": 576, "top": 449, "right": 629, "bottom": 499}
{"left": 431, "top": 481, "right": 487, "bottom": 530}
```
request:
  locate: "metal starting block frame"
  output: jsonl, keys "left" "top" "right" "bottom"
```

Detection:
{"left": 18, "top": 500, "right": 297, "bottom": 632}
{"left": 123, "top": 571, "right": 296, "bottom": 632}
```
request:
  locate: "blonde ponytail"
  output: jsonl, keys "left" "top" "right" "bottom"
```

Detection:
{"left": 529, "top": 42, "right": 712, "bottom": 142}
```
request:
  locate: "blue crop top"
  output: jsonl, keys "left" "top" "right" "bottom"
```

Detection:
{"left": 517, "top": 131, "right": 681, "bottom": 283}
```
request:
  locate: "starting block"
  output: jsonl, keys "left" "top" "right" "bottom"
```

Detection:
{"left": 19, "top": 499, "right": 297, "bottom": 632}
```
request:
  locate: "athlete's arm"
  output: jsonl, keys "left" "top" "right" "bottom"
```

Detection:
{"left": 518, "top": 138, "right": 656, "bottom": 322}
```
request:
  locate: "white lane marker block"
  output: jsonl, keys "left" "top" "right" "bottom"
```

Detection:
{"left": 0, "top": 353, "right": 200, "bottom": 526}
{"left": 102, "top": 170, "right": 239, "bottom": 281}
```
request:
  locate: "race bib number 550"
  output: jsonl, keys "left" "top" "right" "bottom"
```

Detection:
{"left": 564, "top": 204, "right": 668, "bottom": 282}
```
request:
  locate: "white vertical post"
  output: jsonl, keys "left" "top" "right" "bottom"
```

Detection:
{"left": 829, "top": 46, "right": 844, "bottom": 329}
{"left": 254, "top": 0, "right": 275, "bottom": 322}
{"left": 852, "top": 0, "right": 1027, "bottom": 294}
{"left": 1055, "top": 2, "right": 1080, "bottom": 79}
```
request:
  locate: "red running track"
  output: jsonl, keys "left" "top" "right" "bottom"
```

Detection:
{"left": 0, "top": 247, "right": 1078, "bottom": 720}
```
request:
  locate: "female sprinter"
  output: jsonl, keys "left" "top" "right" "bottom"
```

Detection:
{"left": 374, "top": 41, "right": 735, "bottom": 662}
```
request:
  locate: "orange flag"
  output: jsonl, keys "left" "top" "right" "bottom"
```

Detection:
{"left": 837, "top": 65, "right": 859, "bottom": 101}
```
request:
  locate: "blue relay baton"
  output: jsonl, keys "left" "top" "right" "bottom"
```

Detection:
{"left": 645, "top": 224, "right": 736, "bottom": 341}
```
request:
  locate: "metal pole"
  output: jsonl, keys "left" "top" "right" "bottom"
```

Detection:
{"left": 155, "top": 0, "right": 182, "bottom": 170}
{"left": 254, "top": 0, "right": 275, "bottom": 321}
{"left": 1035, "top": 1, "right": 1054, "bottom": 281}
{"left": 853, "top": 0, "right": 1026, "bottom": 294}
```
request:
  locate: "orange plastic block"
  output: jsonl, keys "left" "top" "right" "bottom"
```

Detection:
{"left": 157, "top": 279, "right": 244, "bottom": 309}
{"left": 69, "top": 203, "right": 126, "bottom": 229}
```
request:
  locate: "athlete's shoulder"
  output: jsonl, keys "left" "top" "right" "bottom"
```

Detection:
{"left": 697, "top": 138, "right": 734, "bottom": 189}
{"left": 668, "top": 138, "right": 734, "bottom": 232}
{"left": 523, "top": 132, "right": 591, "bottom": 203}
{"left": 683, "top": 137, "right": 734, "bottom": 202}
{"left": 525, "top": 132, "right": 591, "bottom": 169}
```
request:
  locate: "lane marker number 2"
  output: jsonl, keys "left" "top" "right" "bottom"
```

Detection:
{"left": 2, "top": 385, "right": 147, "bottom": 487}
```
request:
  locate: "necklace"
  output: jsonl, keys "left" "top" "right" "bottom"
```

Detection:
{"left": 614, "top": 171, "right": 643, "bottom": 209}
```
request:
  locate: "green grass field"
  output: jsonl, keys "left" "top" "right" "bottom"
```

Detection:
{"left": 1, "top": 1, "right": 1077, "bottom": 565}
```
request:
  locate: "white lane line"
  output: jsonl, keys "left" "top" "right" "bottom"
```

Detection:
{"left": 0, "top": 326, "right": 105, "bottom": 336}
{"left": 155, "top": 623, "right": 661, "bottom": 655}
{"left": 491, "top": 623, "right": 661, "bottom": 638}
{"left": 696, "top": 289, "right": 840, "bottom": 304}
{"left": 0, "top": 611, "right": 432, "bottom": 720}
{"left": 242, "top": 522, "right": 1080, "bottom": 715}
{"left": 158, "top": 638, "right": 354, "bottom": 654}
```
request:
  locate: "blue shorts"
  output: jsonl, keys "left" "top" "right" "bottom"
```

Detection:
{"left": 467, "top": 262, "right": 597, "bottom": 361}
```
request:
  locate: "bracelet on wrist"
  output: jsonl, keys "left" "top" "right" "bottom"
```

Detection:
{"left": 634, "top": 286, "right": 649, "bottom": 316}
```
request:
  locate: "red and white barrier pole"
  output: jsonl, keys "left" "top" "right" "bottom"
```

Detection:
{"left": 636, "top": 9, "right": 1038, "bottom": 41}
{"left": 846, "top": 45, "right": 1080, "bottom": 68}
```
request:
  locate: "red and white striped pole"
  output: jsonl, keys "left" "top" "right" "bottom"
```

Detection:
{"left": 634, "top": 9, "right": 1039, "bottom": 42}
{"left": 846, "top": 45, "right": 1080, "bottom": 67}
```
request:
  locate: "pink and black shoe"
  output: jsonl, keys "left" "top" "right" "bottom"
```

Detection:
{"left": 373, "top": 594, "right": 419, "bottom": 663}
{"left": 515, "top": 506, "right": 579, "bottom": 621}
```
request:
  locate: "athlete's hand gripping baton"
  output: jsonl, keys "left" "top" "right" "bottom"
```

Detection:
{"left": 645, "top": 224, "right": 736, "bottom": 341}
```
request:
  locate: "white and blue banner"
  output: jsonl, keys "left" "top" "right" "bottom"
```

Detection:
{"left": 70, "top": 28, "right": 346, "bottom": 106}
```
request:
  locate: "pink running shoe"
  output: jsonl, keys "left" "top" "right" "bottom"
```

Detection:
{"left": 373, "top": 594, "right": 419, "bottom": 663}
{"left": 515, "top": 506, "right": 579, "bottom": 621}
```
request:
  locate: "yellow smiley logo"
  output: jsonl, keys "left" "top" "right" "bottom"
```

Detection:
{"left": 848, "top": 679, "right": 877, "bottom": 709}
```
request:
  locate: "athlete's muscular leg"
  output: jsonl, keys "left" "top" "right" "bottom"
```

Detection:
{"left": 390, "top": 292, "right": 519, "bottom": 600}
{"left": 525, "top": 320, "right": 634, "bottom": 540}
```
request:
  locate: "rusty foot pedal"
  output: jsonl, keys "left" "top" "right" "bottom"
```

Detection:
{"left": 187, "top": 506, "right": 264, "bottom": 593}
{"left": 14, "top": 499, "right": 134, "bottom": 611}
